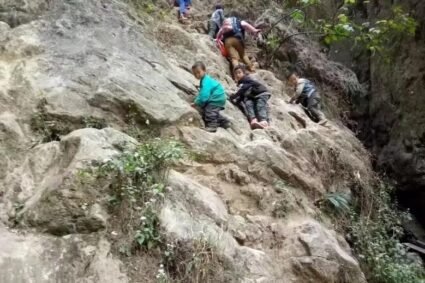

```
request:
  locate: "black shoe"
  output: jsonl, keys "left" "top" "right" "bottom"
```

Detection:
{"left": 203, "top": 127, "right": 217, "bottom": 133}
{"left": 318, "top": 119, "right": 328, "bottom": 126}
{"left": 221, "top": 121, "right": 231, "bottom": 129}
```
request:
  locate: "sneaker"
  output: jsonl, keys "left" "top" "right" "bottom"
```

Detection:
{"left": 203, "top": 127, "right": 217, "bottom": 133}
{"left": 318, "top": 119, "right": 328, "bottom": 126}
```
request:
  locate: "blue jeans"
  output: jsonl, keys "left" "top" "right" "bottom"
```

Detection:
{"left": 244, "top": 94, "right": 271, "bottom": 122}
{"left": 179, "top": 0, "right": 191, "bottom": 14}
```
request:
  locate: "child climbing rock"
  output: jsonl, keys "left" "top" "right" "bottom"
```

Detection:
{"left": 208, "top": 4, "right": 225, "bottom": 39}
{"left": 230, "top": 65, "right": 271, "bottom": 129}
{"left": 287, "top": 72, "right": 327, "bottom": 125}
{"left": 191, "top": 61, "right": 230, "bottom": 132}
{"left": 215, "top": 13, "right": 261, "bottom": 72}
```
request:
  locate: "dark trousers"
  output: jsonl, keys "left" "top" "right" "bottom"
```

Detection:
{"left": 202, "top": 104, "right": 229, "bottom": 129}
{"left": 208, "top": 20, "right": 219, "bottom": 38}
{"left": 244, "top": 95, "right": 270, "bottom": 122}
{"left": 301, "top": 93, "right": 325, "bottom": 122}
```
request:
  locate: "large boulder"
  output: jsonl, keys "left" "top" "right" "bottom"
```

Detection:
{"left": 0, "top": 224, "right": 127, "bottom": 283}
{"left": 161, "top": 171, "right": 366, "bottom": 282}
{"left": 282, "top": 218, "right": 366, "bottom": 283}
{"left": 1, "top": 128, "right": 136, "bottom": 234}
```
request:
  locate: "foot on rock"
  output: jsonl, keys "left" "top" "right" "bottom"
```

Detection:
{"left": 221, "top": 121, "right": 231, "bottom": 129}
{"left": 259, "top": 121, "right": 269, "bottom": 129}
{"left": 203, "top": 127, "right": 217, "bottom": 133}
{"left": 179, "top": 17, "right": 190, "bottom": 24}
{"left": 318, "top": 119, "right": 328, "bottom": 126}
{"left": 250, "top": 118, "right": 260, "bottom": 129}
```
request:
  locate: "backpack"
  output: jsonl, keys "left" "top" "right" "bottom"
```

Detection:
{"left": 224, "top": 17, "right": 245, "bottom": 40}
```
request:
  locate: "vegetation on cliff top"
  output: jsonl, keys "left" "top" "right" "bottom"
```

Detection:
{"left": 322, "top": 181, "right": 425, "bottom": 283}
{"left": 265, "top": 0, "right": 417, "bottom": 60}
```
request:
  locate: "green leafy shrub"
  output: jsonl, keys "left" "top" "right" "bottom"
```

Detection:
{"left": 349, "top": 183, "right": 425, "bottom": 283}
{"left": 320, "top": 192, "right": 351, "bottom": 214}
{"left": 266, "top": 33, "right": 281, "bottom": 50}
{"left": 97, "top": 139, "right": 184, "bottom": 250}
{"left": 278, "top": 0, "right": 417, "bottom": 58}
{"left": 100, "top": 139, "right": 183, "bottom": 203}
{"left": 319, "top": 182, "right": 425, "bottom": 283}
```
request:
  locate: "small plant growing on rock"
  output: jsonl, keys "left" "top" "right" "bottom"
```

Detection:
{"left": 349, "top": 182, "right": 425, "bottom": 283}
{"left": 156, "top": 263, "right": 169, "bottom": 283}
{"left": 134, "top": 205, "right": 162, "bottom": 249}
{"left": 273, "top": 180, "right": 289, "bottom": 193}
{"left": 95, "top": 138, "right": 184, "bottom": 250}
{"left": 124, "top": 103, "right": 161, "bottom": 141}
{"left": 162, "top": 237, "right": 232, "bottom": 283}
{"left": 118, "top": 244, "right": 132, "bottom": 257}
{"left": 264, "top": 0, "right": 417, "bottom": 62}
{"left": 272, "top": 199, "right": 289, "bottom": 218}
{"left": 272, "top": 180, "right": 299, "bottom": 218}
{"left": 319, "top": 192, "right": 351, "bottom": 215}
{"left": 83, "top": 116, "right": 107, "bottom": 129}
{"left": 31, "top": 112, "right": 66, "bottom": 143}
{"left": 319, "top": 182, "right": 425, "bottom": 283}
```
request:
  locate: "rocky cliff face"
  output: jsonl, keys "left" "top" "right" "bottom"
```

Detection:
{"left": 298, "top": 0, "right": 425, "bottom": 225}
{"left": 343, "top": 0, "right": 425, "bottom": 223}
{"left": 0, "top": 0, "right": 374, "bottom": 282}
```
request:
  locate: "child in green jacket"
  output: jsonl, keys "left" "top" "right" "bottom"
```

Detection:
{"left": 191, "top": 61, "right": 230, "bottom": 132}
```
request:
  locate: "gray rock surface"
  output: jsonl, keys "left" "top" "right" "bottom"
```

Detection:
{"left": 0, "top": 224, "right": 127, "bottom": 283}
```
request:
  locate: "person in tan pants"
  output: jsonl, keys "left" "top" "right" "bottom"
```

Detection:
{"left": 216, "top": 16, "right": 260, "bottom": 72}
{"left": 224, "top": 37, "right": 254, "bottom": 72}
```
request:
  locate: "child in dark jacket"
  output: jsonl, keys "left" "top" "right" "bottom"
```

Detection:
{"left": 230, "top": 65, "right": 271, "bottom": 129}
{"left": 191, "top": 61, "right": 230, "bottom": 133}
{"left": 287, "top": 72, "right": 327, "bottom": 125}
